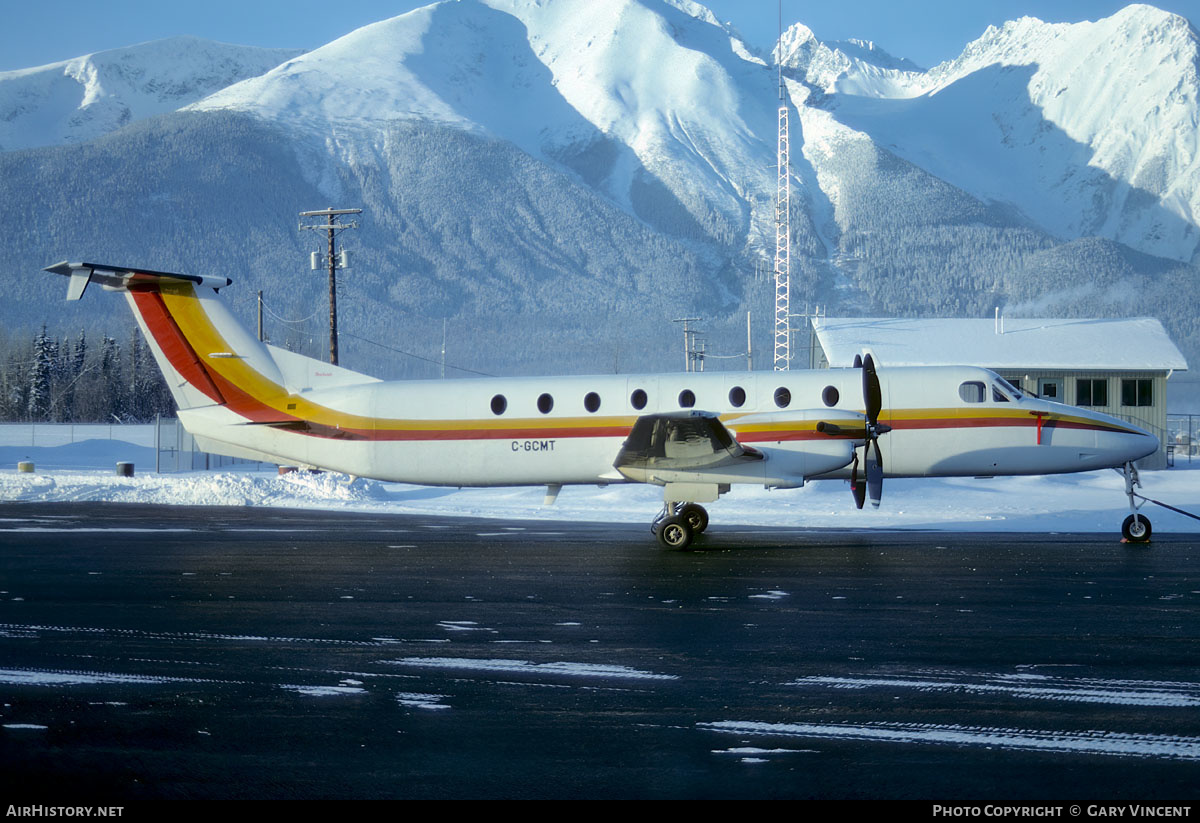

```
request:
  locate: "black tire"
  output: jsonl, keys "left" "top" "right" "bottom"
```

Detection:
{"left": 656, "top": 516, "right": 693, "bottom": 550}
{"left": 1122, "top": 514, "right": 1152, "bottom": 543}
{"left": 678, "top": 503, "right": 709, "bottom": 534}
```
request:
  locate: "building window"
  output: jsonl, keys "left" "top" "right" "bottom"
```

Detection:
{"left": 1037, "top": 378, "right": 1063, "bottom": 400}
{"left": 1077, "top": 379, "right": 1108, "bottom": 407}
{"left": 1121, "top": 379, "right": 1152, "bottom": 407}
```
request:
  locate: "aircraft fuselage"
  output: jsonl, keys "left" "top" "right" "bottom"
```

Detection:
{"left": 177, "top": 363, "right": 1157, "bottom": 488}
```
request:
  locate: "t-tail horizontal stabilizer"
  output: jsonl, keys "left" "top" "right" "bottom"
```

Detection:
{"left": 43, "top": 261, "right": 232, "bottom": 300}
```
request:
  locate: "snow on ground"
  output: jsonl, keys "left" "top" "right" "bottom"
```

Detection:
{"left": 697, "top": 720, "right": 1200, "bottom": 761}
{"left": 1, "top": 434, "right": 1200, "bottom": 534}
{"left": 388, "top": 658, "right": 679, "bottom": 680}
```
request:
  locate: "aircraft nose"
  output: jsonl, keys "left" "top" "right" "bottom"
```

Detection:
{"left": 1130, "top": 429, "right": 1159, "bottom": 462}
{"left": 1112, "top": 419, "right": 1159, "bottom": 464}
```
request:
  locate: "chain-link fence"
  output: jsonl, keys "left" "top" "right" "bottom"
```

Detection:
{"left": 0, "top": 420, "right": 263, "bottom": 473}
{"left": 1168, "top": 414, "right": 1200, "bottom": 465}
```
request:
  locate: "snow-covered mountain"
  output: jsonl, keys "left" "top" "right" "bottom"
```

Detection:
{"left": 777, "top": 23, "right": 926, "bottom": 98}
{"left": 190, "top": 0, "right": 782, "bottom": 258}
{"left": 179, "top": 0, "right": 1200, "bottom": 265}
{"left": 820, "top": 4, "right": 1200, "bottom": 262}
{"left": 0, "top": 36, "right": 302, "bottom": 151}
{"left": 2, "top": 0, "right": 1199, "bottom": 378}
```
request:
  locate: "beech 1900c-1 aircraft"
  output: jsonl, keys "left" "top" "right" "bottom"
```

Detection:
{"left": 44, "top": 262, "right": 1161, "bottom": 549}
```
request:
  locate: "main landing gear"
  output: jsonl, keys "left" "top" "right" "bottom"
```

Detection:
{"left": 651, "top": 502, "right": 709, "bottom": 550}
{"left": 1121, "top": 461, "right": 1152, "bottom": 544}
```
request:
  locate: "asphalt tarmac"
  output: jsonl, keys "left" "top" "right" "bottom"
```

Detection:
{"left": 0, "top": 501, "right": 1197, "bottom": 800}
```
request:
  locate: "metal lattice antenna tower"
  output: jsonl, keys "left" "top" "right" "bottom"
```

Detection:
{"left": 773, "top": 0, "right": 790, "bottom": 372}
{"left": 773, "top": 107, "right": 791, "bottom": 371}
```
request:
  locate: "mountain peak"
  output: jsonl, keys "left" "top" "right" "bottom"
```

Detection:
{"left": 778, "top": 21, "right": 924, "bottom": 97}
{"left": 0, "top": 36, "right": 301, "bottom": 151}
{"left": 827, "top": 3, "right": 1200, "bottom": 262}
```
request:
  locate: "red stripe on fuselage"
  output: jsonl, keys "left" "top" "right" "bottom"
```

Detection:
{"left": 265, "top": 417, "right": 1131, "bottom": 445}
{"left": 734, "top": 431, "right": 853, "bottom": 443}
{"left": 204, "top": 367, "right": 296, "bottom": 423}
{"left": 888, "top": 416, "right": 1131, "bottom": 435}
{"left": 280, "top": 424, "right": 636, "bottom": 442}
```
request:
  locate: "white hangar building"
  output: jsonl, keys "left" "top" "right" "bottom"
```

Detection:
{"left": 810, "top": 317, "right": 1188, "bottom": 469}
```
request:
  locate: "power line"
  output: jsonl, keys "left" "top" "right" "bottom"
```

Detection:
{"left": 336, "top": 330, "right": 493, "bottom": 377}
{"left": 261, "top": 302, "right": 325, "bottom": 326}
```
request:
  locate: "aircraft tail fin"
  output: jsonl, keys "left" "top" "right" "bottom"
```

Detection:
{"left": 43, "top": 261, "right": 291, "bottom": 416}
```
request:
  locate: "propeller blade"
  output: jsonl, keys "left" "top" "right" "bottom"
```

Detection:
{"left": 862, "top": 353, "right": 882, "bottom": 427}
{"left": 866, "top": 439, "right": 883, "bottom": 508}
{"left": 852, "top": 353, "right": 863, "bottom": 369}
{"left": 850, "top": 452, "right": 865, "bottom": 509}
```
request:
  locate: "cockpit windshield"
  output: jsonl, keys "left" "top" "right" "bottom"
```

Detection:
{"left": 994, "top": 376, "right": 1024, "bottom": 399}
{"left": 960, "top": 375, "right": 1024, "bottom": 404}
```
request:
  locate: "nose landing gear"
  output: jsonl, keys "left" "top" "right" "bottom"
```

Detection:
{"left": 1121, "top": 462, "right": 1151, "bottom": 544}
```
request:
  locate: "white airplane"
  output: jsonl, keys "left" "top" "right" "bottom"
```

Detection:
{"left": 44, "top": 261, "right": 1160, "bottom": 549}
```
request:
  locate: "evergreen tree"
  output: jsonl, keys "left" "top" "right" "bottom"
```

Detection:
{"left": 0, "top": 347, "right": 24, "bottom": 421}
{"left": 126, "top": 331, "right": 172, "bottom": 421}
{"left": 27, "top": 325, "right": 52, "bottom": 421}
{"left": 56, "top": 328, "right": 87, "bottom": 421}
{"left": 100, "top": 335, "right": 125, "bottom": 422}
{"left": 72, "top": 329, "right": 86, "bottom": 378}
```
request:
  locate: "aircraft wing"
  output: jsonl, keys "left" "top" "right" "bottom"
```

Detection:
{"left": 613, "top": 410, "right": 860, "bottom": 502}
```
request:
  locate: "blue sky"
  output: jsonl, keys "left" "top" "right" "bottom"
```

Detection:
{"left": 4, "top": 0, "right": 1198, "bottom": 72}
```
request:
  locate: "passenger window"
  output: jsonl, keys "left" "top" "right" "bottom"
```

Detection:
{"left": 490, "top": 394, "right": 507, "bottom": 415}
{"left": 678, "top": 389, "right": 696, "bottom": 408}
{"left": 631, "top": 389, "right": 647, "bottom": 410}
{"left": 584, "top": 392, "right": 601, "bottom": 413}
{"left": 728, "top": 386, "right": 746, "bottom": 407}
{"left": 959, "top": 381, "right": 985, "bottom": 403}
{"left": 537, "top": 393, "right": 554, "bottom": 414}
{"left": 822, "top": 386, "right": 839, "bottom": 407}
{"left": 774, "top": 387, "right": 791, "bottom": 408}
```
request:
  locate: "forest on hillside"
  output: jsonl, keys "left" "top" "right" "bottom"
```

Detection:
{"left": 0, "top": 326, "right": 173, "bottom": 423}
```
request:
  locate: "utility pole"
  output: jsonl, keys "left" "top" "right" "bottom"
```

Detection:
{"left": 299, "top": 206, "right": 362, "bottom": 366}
{"left": 746, "top": 311, "right": 753, "bottom": 371}
{"left": 673, "top": 317, "right": 701, "bottom": 372}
